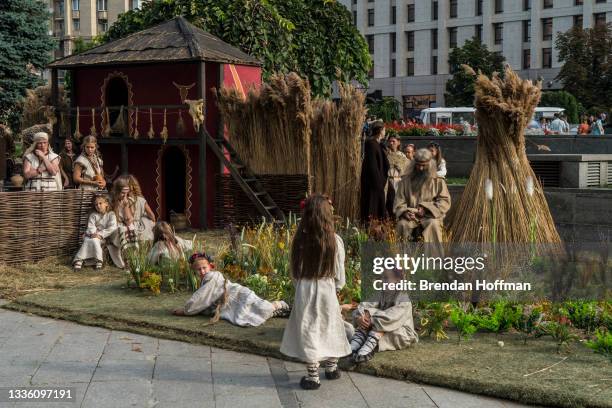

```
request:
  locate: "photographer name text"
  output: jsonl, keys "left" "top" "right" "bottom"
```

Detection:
{"left": 372, "top": 279, "right": 532, "bottom": 291}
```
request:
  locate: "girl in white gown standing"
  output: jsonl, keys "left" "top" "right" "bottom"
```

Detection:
{"left": 280, "top": 194, "right": 351, "bottom": 390}
{"left": 73, "top": 194, "right": 117, "bottom": 270}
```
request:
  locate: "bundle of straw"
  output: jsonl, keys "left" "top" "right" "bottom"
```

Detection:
{"left": 447, "top": 66, "right": 560, "bottom": 244}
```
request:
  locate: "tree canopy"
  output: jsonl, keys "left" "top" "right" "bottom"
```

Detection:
{"left": 539, "top": 91, "right": 581, "bottom": 123}
{"left": 444, "top": 39, "right": 505, "bottom": 107}
{"left": 555, "top": 24, "right": 612, "bottom": 110}
{"left": 0, "top": 0, "right": 56, "bottom": 129}
{"left": 102, "top": 0, "right": 371, "bottom": 97}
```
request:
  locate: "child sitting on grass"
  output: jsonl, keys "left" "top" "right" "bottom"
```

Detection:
{"left": 172, "top": 252, "right": 290, "bottom": 327}
{"left": 280, "top": 194, "right": 351, "bottom": 390}
{"left": 349, "top": 269, "right": 418, "bottom": 363}
{"left": 73, "top": 194, "right": 118, "bottom": 270}
{"left": 147, "top": 221, "right": 193, "bottom": 265}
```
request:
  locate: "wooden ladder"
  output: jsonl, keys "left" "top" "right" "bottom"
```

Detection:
{"left": 205, "top": 131, "right": 286, "bottom": 224}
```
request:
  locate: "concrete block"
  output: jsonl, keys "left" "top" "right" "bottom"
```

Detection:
{"left": 32, "top": 361, "right": 97, "bottom": 385}
{"left": 151, "top": 380, "right": 214, "bottom": 407}
{"left": 81, "top": 380, "right": 153, "bottom": 408}
{"left": 157, "top": 339, "right": 211, "bottom": 358}
{"left": 348, "top": 372, "right": 436, "bottom": 408}
{"left": 92, "top": 359, "right": 155, "bottom": 382}
{"left": 153, "top": 356, "right": 212, "bottom": 382}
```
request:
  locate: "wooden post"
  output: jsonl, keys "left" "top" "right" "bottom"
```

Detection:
{"left": 51, "top": 68, "right": 60, "bottom": 148}
{"left": 120, "top": 141, "right": 128, "bottom": 175}
{"left": 0, "top": 133, "right": 6, "bottom": 185}
{"left": 217, "top": 63, "right": 225, "bottom": 174}
{"left": 198, "top": 61, "right": 207, "bottom": 229}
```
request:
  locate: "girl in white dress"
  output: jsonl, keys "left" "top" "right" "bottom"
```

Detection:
{"left": 172, "top": 253, "right": 290, "bottom": 326}
{"left": 427, "top": 141, "right": 447, "bottom": 178}
{"left": 23, "top": 132, "right": 62, "bottom": 191}
{"left": 73, "top": 135, "right": 106, "bottom": 191}
{"left": 147, "top": 221, "right": 193, "bottom": 265}
{"left": 73, "top": 194, "right": 118, "bottom": 270}
{"left": 280, "top": 194, "right": 351, "bottom": 390}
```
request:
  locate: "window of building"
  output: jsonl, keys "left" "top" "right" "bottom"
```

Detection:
{"left": 56, "top": 0, "right": 64, "bottom": 15}
{"left": 130, "top": 0, "right": 140, "bottom": 10}
{"left": 391, "top": 59, "right": 396, "bottom": 77}
{"left": 542, "top": 48, "right": 552, "bottom": 68}
{"left": 449, "top": 27, "right": 457, "bottom": 48}
{"left": 476, "top": 0, "right": 483, "bottom": 16}
{"left": 543, "top": 0, "right": 553, "bottom": 9}
{"left": 407, "top": 58, "right": 415, "bottom": 76}
{"left": 575, "top": 0, "right": 583, "bottom": 4}
{"left": 523, "top": 20, "right": 531, "bottom": 42}
{"left": 72, "top": 19, "right": 80, "bottom": 31}
{"left": 432, "top": 56, "right": 438, "bottom": 75}
{"left": 353, "top": 10, "right": 357, "bottom": 25}
{"left": 368, "top": 9, "right": 374, "bottom": 26}
{"left": 55, "top": 20, "right": 64, "bottom": 35}
{"left": 98, "top": 20, "right": 108, "bottom": 32}
{"left": 432, "top": 1, "right": 438, "bottom": 21}
{"left": 366, "top": 35, "right": 374, "bottom": 53}
{"left": 594, "top": 13, "right": 606, "bottom": 26}
{"left": 97, "top": 0, "right": 107, "bottom": 11}
{"left": 353, "top": 0, "right": 357, "bottom": 4}
{"left": 494, "top": 23, "right": 503, "bottom": 44}
{"left": 495, "top": 0, "right": 503, "bottom": 14}
{"left": 391, "top": 33, "right": 396, "bottom": 52}
{"left": 542, "top": 18, "right": 552, "bottom": 41}
{"left": 595, "top": 0, "right": 606, "bottom": 3}
{"left": 450, "top": 0, "right": 458, "bottom": 18}
{"left": 475, "top": 24, "right": 483, "bottom": 42}
{"left": 573, "top": 15, "right": 583, "bottom": 28}
{"left": 72, "top": 0, "right": 79, "bottom": 11}
{"left": 391, "top": 6, "right": 396, "bottom": 24}
{"left": 524, "top": 0, "right": 531, "bottom": 11}
{"left": 407, "top": 31, "right": 415, "bottom": 51}
{"left": 407, "top": 4, "right": 415, "bottom": 22}
{"left": 522, "top": 49, "right": 531, "bottom": 69}
{"left": 368, "top": 66, "right": 374, "bottom": 78}
{"left": 432, "top": 29, "right": 438, "bottom": 49}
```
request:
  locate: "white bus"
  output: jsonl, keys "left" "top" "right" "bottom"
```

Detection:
{"left": 419, "top": 107, "right": 565, "bottom": 126}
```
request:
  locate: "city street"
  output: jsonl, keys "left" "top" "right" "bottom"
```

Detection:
{"left": 0, "top": 301, "right": 529, "bottom": 408}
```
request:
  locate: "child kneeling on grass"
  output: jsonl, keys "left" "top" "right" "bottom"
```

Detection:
{"left": 280, "top": 194, "right": 352, "bottom": 390}
{"left": 147, "top": 221, "right": 193, "bottom": 265}
{"left": 349, "top": 269, "right": 418, "bottom": 363}
{"left": 73, "top": 194, "right": 118, "bottom": 270}
{"left": 172, "top": 252, "right": 290, "bottom": 327}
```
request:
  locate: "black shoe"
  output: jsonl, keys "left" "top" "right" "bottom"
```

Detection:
{"left": 325, "top": 369, "right": 341, "bottom": 380}
{"left": 300, "top": 376, "right": 321, "bottom": 390}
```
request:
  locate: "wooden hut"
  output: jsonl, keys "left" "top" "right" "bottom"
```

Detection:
{"left": 48, "top": 17, "right": 284, "bottom": 228}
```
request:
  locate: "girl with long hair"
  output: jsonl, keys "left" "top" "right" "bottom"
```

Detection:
{"left": 427, "top": 141, "right": 447, "bottom": 178}
{"left": 73, "top": 135, "right": 105, "bottom": 190}
{"left": 280, "top": 194, "right": 351, "bottom": 390}
{"left": 172, "top": 253, "right": 290, "bottom": 326}
{"left": 147, "top": 221, "right": 193, "bottom": 265}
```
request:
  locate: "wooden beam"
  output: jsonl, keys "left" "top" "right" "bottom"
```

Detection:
{"left": 217, "top": 63, "right": 225, "bottom": 174}
{"left": 0, "top": 132, "right": 6, "bottom": 184}
{"left": 120, "top": 141, "right": 128, "bottom": 175}
{"left": 51, "top": 68, "right": 60, "bottom": 148}
{"left": 197, "top": 61, "right": 207, "bottom": 229}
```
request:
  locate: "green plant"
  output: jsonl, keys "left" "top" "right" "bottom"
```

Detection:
{"left": 367, "top": 97, "right": 401, "bottom": 122}
{"left": 541, "top": 308, "right": 579, "bottom": 353}
{"left": 563, "top": 300, "right": 603, "bottom": 334}
{"left": 450, "top": 303, "right": 478, "bottom": 343}
{"left": 476, "top": 301, "right": 522, "bottom": 334}
{"left": 123, "top": 242, "right": 154, "bottom": 288}
{"left": 420, "top": 303, "right": 452, "bottom": 341}
{"left": 585, "top": 329, "right": 612, "bottom": 361}
{"left": 513, "top": 304, "right": 545, "bottom": 344}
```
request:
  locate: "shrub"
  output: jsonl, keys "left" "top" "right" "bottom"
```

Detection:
{"left": 450, "top": 303, "right": 478, "bottom": 343}
{"left": 513, "top": 304, "right": 545, "bottom": 344}
{"left": 539, "top": 91, "right": 581, "bottom": 123}
{"left": 420, "top": 302, "right": 452, "bottom": 341}
{"left": 476, "top": 301, "right": 522, "bottom": 334}
{"left": 585, "top": 329, "right": 612, "bottom": 361}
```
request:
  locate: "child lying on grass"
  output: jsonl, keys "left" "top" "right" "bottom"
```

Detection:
{"left": 172, "top": 252, "right": 290, "bottom": 327}
{"left": 348, "top": 268, "right": 418, "bottom": 363}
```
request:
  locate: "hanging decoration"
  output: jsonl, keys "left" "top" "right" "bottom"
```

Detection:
{"left": 111, "top": 105, "right": 126, "bottom": 134}
{"left": 133, "top": 107, "right": 139, "bottom": 139}
{"left": 147, "top": 108, "right": 155, "bottom": 139}
{"left": 160, "top": 108, "right": 169, "bottom": 144}
{"left": 102, "top": 108, "right": 111, "bottom": 137}
{"left": 73, "top": 107, "right": 82, "bottom": 141}
{"left": 176, "top": 109, "right": 185, "bottom": 137}
{"left": 89, "top": 108, "right": 97, "bottom": 137}
{"left": 185, "top": 99, "right": 205, "bottom": 131}
{"left": 173, "top": 82, "right": 196, "bottom": 103}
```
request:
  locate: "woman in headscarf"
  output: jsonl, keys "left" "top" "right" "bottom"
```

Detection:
{"left": 23, "top": 132, "right": 62, "bottom": 191}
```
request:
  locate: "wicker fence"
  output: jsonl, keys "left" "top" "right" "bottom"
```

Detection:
{"left": 214, "top": 174, "right": 307, "bottom": 228}
{"left": 0, "top": 189, "right": 95, "bottom": 265}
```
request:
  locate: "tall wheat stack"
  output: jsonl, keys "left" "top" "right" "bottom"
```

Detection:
{"left": 216, "top": 73, "right": 365, "bottom": 220}
{"left": 448, "top": 66, "right": 561, "bottom": 244}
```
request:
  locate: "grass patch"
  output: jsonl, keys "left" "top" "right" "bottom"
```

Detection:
{"left": 3, "top": 283, "right": 610, "bottom": 408}
{"left": 446, "top": 177, "right": 468, "bottom": 185}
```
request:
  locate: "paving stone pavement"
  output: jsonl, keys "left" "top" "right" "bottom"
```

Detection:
{"left": 0, "top": 304, "right": 532, "bottom": 408}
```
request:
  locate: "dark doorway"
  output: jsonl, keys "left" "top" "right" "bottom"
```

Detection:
{"left": 105, "top": 77, "right": 128, "bottom": 132}
{"left": 163, "top": 147, "right": 186, "bottom": 220}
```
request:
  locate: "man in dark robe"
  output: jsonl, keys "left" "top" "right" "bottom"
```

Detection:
{"left": 360, "top": 121, "right": 389, "bottom": 224}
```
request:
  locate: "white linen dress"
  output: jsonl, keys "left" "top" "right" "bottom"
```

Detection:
{"left": 108, "top": 196, "right": 155, "bottom": 268}
{"left": 24, "top": 152, "right": 62, "bottom": 191}
{"left": 73, "top": 211, "right": 118, "bottom": 264}
{"left": 280, "top": 234, "right": 352, "bottom": 363}
{"left": 74, "top": 154, "right": 103, "bottom": 191}
{"left": 183, "top": 271, "right": 275, "bottom": 327}
{"left": 147, "top": 237, "right": 193, "bottom": 265}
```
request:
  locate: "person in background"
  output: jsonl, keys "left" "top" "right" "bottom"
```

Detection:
{"left": 560, "top": 115, "right": 570, "bottom": 134}
{"left": 548, "top": 114, "right": 563, "bottom": 134}
{"left": 59, "top": 138, "right": 76, "bottom": 189}
{"left": 23, "top": 132, "right": 61, "bottom": 191}
{"left": 360, "top": 121, "right": 390, "bottom": 224}
{"left": 385, "top": 135, "right": 410, "bottom": 219}
{"left": 592, "top": 113, "right": 605, "bottom": 135}
{"left": 403, "top": 144, "right": 415, "bottom": 161}
{"left": 578, "top": 117, "right": 590, "bottom": 135}
{"left": 73, "top": 135, "right": 105, "bottom": 191}
{"left": 539, "top": 117, "right": 549, "bottom": 133}
{"left": 147, "top": 221, "right": 193, "bottom": 265}
{"left": 427, "top": 142, "right": 447, "bottom": 178}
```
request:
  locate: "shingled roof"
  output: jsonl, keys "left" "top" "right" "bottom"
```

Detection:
{"left": 48, "top": 16, "right": 261, "bottom": 68}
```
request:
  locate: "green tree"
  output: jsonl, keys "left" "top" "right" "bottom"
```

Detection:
{"left": 102, "top": 0, "right": 371, "bottom": 97}
{"left": 556, "top": 24, "right": 612, "bottom": 110}
{"left": 367, "top": 97, "right": 401, "bottom": 122}
{"left": 444, "top": 38, "right": 505, "bottom": 107}
{"left": 0, "top": 0, "right": 56, "bottom": 129}
{"left": 539, "top": 91, "right": 581, "bottom": 123}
